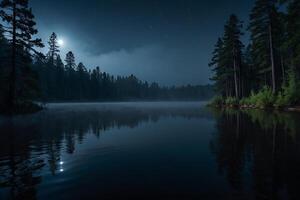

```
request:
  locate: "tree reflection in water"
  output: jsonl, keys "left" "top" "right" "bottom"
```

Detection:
{"left": 0, "top": 104, "right": 211, "bottom": 200}
{"left": 210, "top": 108, "right": 300, "bottom": 199}
{"left": 1, "top": 104, "right": 300, "bottom": 199}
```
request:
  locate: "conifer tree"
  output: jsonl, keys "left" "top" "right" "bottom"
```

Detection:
{"left": 65, "top": 51, "right": 76, "bottom": 70}
{"left": 76, "top": 62, "right": 87, "bottom": 99}
{"left": 64, "top": 51, "right": 76, "bottom": 99}
{"left": 0, "top": 23, "right": 4, "bottom": 42}
{"left": 210, "top": 15, "right": 244, "bottom": 99}
{"left": 0, "top": 24, "right": 8, "bottom": 106}
{"left": 249, "top": 0, "right": 281, "bottom": 93}
{"left": 223, "top": 15, "right": 244, "bottom": 99}
{"left": 285, "top": 0, "right": 300, "bottom": 73}
{"left": 47, "top": 32, "right": 60, "bottom": 65}
{"left": 55, "top": 55, "right": 65, "bottom": 99}
{"left": 209, "top": 38, "right": 229, "bottom": 96}
{"left": 0, "top": 0, "right": 44, "bottom": 111}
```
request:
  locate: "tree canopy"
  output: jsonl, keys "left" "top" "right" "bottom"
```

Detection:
{"left": 210, "top": 0, "right": 300, "bottom": 106}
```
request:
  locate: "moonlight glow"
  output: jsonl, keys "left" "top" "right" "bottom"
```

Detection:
{"left": 58, "top": 39, "right": 64, "bottom": 46}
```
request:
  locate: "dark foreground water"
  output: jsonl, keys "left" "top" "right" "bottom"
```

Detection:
{"left": 0, "top": 102, "right": 300, "bottom": 200}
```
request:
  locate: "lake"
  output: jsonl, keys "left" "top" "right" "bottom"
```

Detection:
{"left": 0, "top": 102, "right": 300, "bottom": 200}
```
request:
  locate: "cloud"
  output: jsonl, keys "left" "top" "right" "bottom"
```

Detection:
{"left": 76, "top": 44, "right": 211, "bottom": 86}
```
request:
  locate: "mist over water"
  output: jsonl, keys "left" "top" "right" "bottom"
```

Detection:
{"left": 0, "top": 102, "right": 300, "bottom": 200}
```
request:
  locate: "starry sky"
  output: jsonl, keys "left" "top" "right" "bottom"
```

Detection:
{"left": 30, "top": 0, "right": 254, "bottom": 86}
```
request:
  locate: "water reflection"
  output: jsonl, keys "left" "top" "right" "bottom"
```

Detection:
{"left": 0, "top": 103, "right": 300, "bottom": 199}
{"left": 0, "top": 103, "right": 211, "bottom": 200}
{"left": 210, "top": 108, "right": 300, "bottom": 199}
{"left": 0, "top": 120, "right": 45, "bottom": 200}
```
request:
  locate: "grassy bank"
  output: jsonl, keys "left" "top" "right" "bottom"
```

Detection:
{"left": 208, "top": 87, "right": 300, "bottom": 111}
{"left": 209, "top": 69, "right": 300, "bottom": 111}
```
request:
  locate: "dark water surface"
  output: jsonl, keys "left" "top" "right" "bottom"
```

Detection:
{"left": 1, "top": 102, "right": 300, "bottom": 200}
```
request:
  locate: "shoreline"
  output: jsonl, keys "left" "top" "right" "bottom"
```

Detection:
{"left": 209, "top": 104, "right": 300, "bottom": 113}
{"left": 0, "top": 101, "right": 209, "bottom": 116}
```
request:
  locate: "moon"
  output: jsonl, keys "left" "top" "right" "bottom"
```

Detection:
{"left": 58, "top": 39, "right": 64, "bottom": 46}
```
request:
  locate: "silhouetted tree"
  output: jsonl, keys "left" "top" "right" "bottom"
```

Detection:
{"left": 65, "top": 51, "right": 76, "bottom": 70}
{"left": 0, "top": 0, "right": 43, "bottom": 112}
{"left": 209, "top": 15, "right": 244, "bottom": 99}
{"left": 76, "top": 62, "right": 88, "bottom": 99}
{"left": 209, "top": 38, "right": 227, "bottom": 96}
{"left": 248, "top": 0, "right": 282, "bottom": 93}
{"left": 223, "top": 15, "right": 244, "bottom": 99}
{"left": 47, "top": 32, "right": 59, "bottom": 65}
{"left": 284, "top": 0, "right": 300, "bottom": 74}
{"left": 0, "top": 23, "right": 8, "bottom": 106}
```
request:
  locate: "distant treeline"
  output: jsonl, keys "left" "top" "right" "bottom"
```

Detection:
{"left": 209, "top": 0, "right": 300, "bottom": 107}
{"left": 0, "top": 0, "right": 213, "bottom": 113}
{"left": 33, "top": 42, "right": 213, "bottom": 101}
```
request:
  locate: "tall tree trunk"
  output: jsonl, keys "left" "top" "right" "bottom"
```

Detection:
{"left": 269, "top": 23, "right": 276, "bottom": 94}
{"left": 8, "top": 2, "right": 17, "bottom": 112}
{"left": 241, "top": 79, "right": 244, "bottom": 97}
{"left": 280, "top": 52, "right": 285, "bottom": 82}
{"left": 239, "top": 63, "right": 242, "bottom": 97}
{"left": 233, "top": 50, "right": 239, "bottom": 99}
{"left": 225, "top": 81, "right": 228, "bottom": 97}
{"left": 264, "top": 72, "right": 267, "bottom": 86}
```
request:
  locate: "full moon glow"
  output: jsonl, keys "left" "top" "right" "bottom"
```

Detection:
{"left": 58, "top": 39, "right": 64, "bottom": 46}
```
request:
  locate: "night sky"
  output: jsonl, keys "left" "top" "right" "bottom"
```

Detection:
{"left": 30, "top": 0, "right": 254, "bottom": 86}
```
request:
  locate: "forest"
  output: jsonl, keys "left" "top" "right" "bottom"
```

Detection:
{"left": 209, "top": 0, "right": 300, "bottom": 108}
{"left": 0, "top": 0, "right": 213, "bottom": 114}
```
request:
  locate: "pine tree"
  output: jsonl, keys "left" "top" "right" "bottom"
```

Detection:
{"left": 223, "top": 15, "right": 244, "bottom": 99}
{"left": 76, "top": 62, "right": 87, "bottom": 99}
{"left": 44, "top": 33, "right": 60, "bottom": 100}
{"left": 210, "top": 15, "right": 244, "bottom": 99}
{"left": 0, "top": 0, "right": 44, "bottom": 111}
{"left": 243, "top": 44, "right": 258, "bottom": 94}
{"left": 0, "top": 23, "right": 4, "bottom": 41}
{"left": 90, "top": 67, "right": 101, "bottom": 99}
{"left": 209, "top": 38, "right": 229, "bottom": 96}
{"left": 0, "top": 23, "right": 8, "bottom": 106}
{"left": 47, "top": 32, "right": 60, "bottom": 65}
{"left": 0, "top": 23, "right": 6, "bottom": 66}
{"left": 65, "top": 51, "right": 76, "bottom": 70}
{"left": 77, "top": 62, "right": 87, "bottom": 73}
{"left": 55, "top": 55, "right": 65, "bottom": 99}
{"left": 64, "top": 51, "right": 76, "bottom": 99}
{"left": 249, "top": 0, "right": 282, "bottom": 93}
{"left": 285, "top": 0, "right": 300, "bottom": 73}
